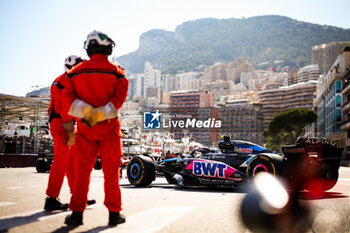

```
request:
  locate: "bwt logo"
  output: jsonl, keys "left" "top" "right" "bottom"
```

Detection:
{"left": 143, "top": 110, "right": 161, "bottom": 129}
{"left": 193, "top": 161, "right": 227, "bottom": 178}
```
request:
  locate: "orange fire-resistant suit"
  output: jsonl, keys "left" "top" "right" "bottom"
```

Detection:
{"left": 46, "top": 73, "right": 75, "bottom": 198}
{"left": 63, "top": 54, "right": 128, "bottom": 213}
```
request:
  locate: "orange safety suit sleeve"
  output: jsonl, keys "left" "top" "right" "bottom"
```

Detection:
{"left": 49, "top": 73, "right": 73, "bottom": 123}
{"left": 109, "top": 66, "right": 129, "bottom": 111}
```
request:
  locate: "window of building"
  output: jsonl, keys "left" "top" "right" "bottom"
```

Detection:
{"left": 336, "top": 80, "right": 342, "bottom": 93}
{"left": 336, "top": 95, "right": 342, "bottom": 107}
{"left": 336, "top": 109, "right": 342, "bottom": 122}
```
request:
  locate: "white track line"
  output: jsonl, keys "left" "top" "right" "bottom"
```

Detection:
{"left": 38, "top": 211, "right": 70, "bottom": 221}
{"left": 339, "top": 183, "right": 350, "bottom": 186}
{"left": 101, "top": 206, "right": 196, "bottom": 233}
{"left": 338, "top": 178, "right": 350, "bottom": 181}
{"left": 7, "top": 186, "right": 24, "bottom": 190}
{"left": 0, "top": 202, "right": 15, "bottom": 207}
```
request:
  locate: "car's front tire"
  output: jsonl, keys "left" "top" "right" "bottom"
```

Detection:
{"left": 36, "top": 158, "right": 49, "bottom": 173}
{"left": 127, "top": 155, "right": 155, "bottom": 187}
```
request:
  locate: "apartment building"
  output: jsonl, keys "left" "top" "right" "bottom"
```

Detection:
{"left": 259, "top": 81, "right": 317, "bottom": 129}
{"left": 297, "top": 64, "right": 319, "bottom": 83}
{"left": 312, "top": 41, "right": 350, "bottom": 75}
{"left": 316, "top": 50, "right": 350, "bottom": 141}
{"left": 168, "top": 90, "right": 217, "bottom": 146}
{"left": 217, "top": 100, "right": 264, "bottom": 145}
{"left": 144, "top": 61, "right": 161, "bottom": 102}
{"left": 203, "top": 62, "right": 228, "bottom": 82}
{"left": 338, "top": 49, "right": 350, "bottom": 163}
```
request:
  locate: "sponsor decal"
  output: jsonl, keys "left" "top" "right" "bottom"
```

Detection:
{"left": 186, "top": 159, "right": 241, "bottom": 181}
{"left": 234, "top": 146, "right": 253, "bottom": 153}
{"left": 298, "top": 137, "right": 338, "bottom": 146}
{"left": 284, "top": 148, "right": 305, "bottom": 153}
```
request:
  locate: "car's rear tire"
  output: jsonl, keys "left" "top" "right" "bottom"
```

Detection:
{"left": 246, "top": 156, "right": 276, "bottom": 179}
{"left": 36, "top": 158, "right": 48, "bottom": 173}
{"left": 127, "top": 155, "right": 155, "bottom": 187}
{"left": 304, "top": 169, "right": 339, "bottom": 193}
{"left": 322, "top": 169, "right": 339, "bottom": 191}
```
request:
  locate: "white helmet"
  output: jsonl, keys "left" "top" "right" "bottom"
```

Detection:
{"left": 83, "top": 30, "right": 115, "bottom": 49}
{"left": 64, "top": 55, "right": 84, "bottom": 73}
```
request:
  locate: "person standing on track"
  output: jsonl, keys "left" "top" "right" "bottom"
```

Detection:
{"left": 44, "top": 55, "right": 84, "bottom": 211}
{"left": 63, "top": 30, "right": 128, "bottom": 226}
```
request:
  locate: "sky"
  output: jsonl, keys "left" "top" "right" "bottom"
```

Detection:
{"left": 0, "top": 0, "right": 349, "bottom": 97}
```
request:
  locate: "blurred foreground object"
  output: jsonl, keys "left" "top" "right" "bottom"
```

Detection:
{"left": 240, "top": 173, "right": 310, "bottom": 233}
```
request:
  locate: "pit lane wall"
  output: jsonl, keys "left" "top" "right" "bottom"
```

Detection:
{"left": 0, "top": 135, "right": 52, "bottom": 168}
{"left": 0, "top": 153, "right": 37, "bottom": 168}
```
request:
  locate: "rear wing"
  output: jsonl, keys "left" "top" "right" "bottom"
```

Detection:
{"left": 295, "top": 137, "right": 340, "bottom": 147}
{"left": 281, "top": 137, "right": 343, "bottom": 162}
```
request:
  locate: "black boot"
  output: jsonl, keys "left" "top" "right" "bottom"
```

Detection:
{"left": 44, "top": 197, "right": 68, "bottom": 211}
{"left": 65, "top": 211, "right": 83, "bottom": 225}
{"left": 87, "top": 199, "right": 96, "bottom": 206}
{"left": 108, "top": 212, "right": 126, "bottom": 226}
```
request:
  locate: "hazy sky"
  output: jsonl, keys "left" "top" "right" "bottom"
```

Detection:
{"left": 0, "top": 0, "right": 349, "bottom": 97}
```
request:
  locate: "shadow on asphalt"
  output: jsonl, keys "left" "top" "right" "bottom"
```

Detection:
{"left": 120, "top": 182, "right": 248, "bottom": 194}
{"left": 51, "top": 225, "right": 78, "bottom": 233}
{"left": 79, "top": 225, "right": 115, "bottom": 233}
{"left": 121, "top": 181, "right": 349, "bottom": 199}
{"left": 301, "top": 191, "right": 348, "bottom": 200}
{"left": 0, "top": 210, "right": 73, "bottom": 232}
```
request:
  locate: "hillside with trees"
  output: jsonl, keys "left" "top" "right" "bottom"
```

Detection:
{"left": 116, "top": 15, "right": 350, "bottom": 73}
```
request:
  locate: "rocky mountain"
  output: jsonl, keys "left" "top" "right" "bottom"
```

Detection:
{"left": 116, "top": 15, "right": 350, "bottom": 74}
{"left": 25, "top": 86, "right": 50, "bottom": 97}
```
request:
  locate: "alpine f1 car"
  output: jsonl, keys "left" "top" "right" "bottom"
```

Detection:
{"left": 126, "top": 136, "right": 343, "bottom": 192}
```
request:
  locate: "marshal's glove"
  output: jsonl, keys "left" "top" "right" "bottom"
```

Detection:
{"left": 68, "top": 99, "right": 93, "bottom": 119}
{"left": 66, "top": 131, "right": 76, "bottom": 146}
{"left": 62, "top": 120, "right": 76, "bottom": 146}
{"left": 82, "top": 102, "right": 118, "bottom": 128}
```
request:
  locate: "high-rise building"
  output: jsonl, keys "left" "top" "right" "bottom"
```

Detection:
{"left": 316, "top": 50, "right": 350, "bottom": 140}
{"left": 168, "top": 90, "right": 216, "bottom": 146}
{"left": 176, "top": 72, "right": 200, "bottom": 90}
{"left": 336, "top": 49, "right": 350, "bottom": 164}
{"left": 203, "top": 62, "right": 228, "bottom": 82}
{"left": 162, "top": 74, "right": 179, "bottom": 93}
{"left": 288, "top": 69, "right": 299, "bottom": 85}
{"left": 144, "top": 61, "right": 161, "bottom": 106}
{"left": 312, "top": 41, "right": 350, "bottom": 75}
{"left": 144, "top": 61, "right": 161, "bottom": 97}
{"left": 297, "top": 64, "right": 319, "bottom": 83}
{"left": 259, "top": 81, "right": 317, "bottom": 129}
{"left": 226, "top": 58, "right": 256, "bottom": 83}
{"left": 217, "top": 100, "right": 264, "bottom": 145}
{"left": 128, "top": 74, "right": 144, "bottom": 99}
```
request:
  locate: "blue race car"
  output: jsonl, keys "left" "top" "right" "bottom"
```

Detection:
{"left": 126, "top": 136, "right": 342, "bottom": 192}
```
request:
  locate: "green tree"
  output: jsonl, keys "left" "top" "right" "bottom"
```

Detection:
{"left": 263, "top": 108, "right": 317, "bottom": 151}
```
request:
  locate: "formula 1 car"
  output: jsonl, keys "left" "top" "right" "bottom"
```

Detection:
{"left": 126, "top": 136, "right": 343, "bottom": 192}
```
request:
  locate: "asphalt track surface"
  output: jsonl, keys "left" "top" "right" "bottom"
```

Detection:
{"left": 0, "top": 167, "right": 350, "bottom": 232}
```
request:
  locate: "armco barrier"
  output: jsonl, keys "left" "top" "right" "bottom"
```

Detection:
{"left": 0, "top": 153, "right": 37, "bottom": 168}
